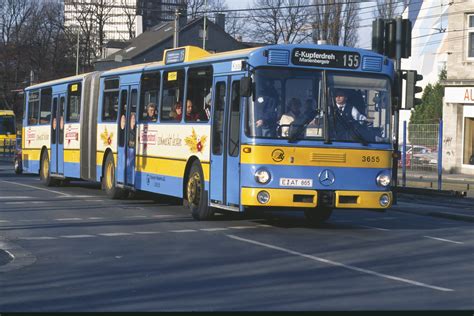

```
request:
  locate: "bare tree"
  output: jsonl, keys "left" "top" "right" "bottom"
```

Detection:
{"left": 121, "top": 0, "right": 136, "bottom": 39}
{"left": 373, "top": 0, "right": 409, "bottom": 19}
{"left": 312, "top": 0, "right": 359, "bottom": 46}
{"left": 247, "top": 0, "right": 312, "bottom": 44}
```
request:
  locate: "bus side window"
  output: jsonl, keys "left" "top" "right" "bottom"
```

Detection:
{"left": 140, "top": 72, "right": 160, "bottom": 121}
{"left": 27, "top": 91, "right": 40, "bottom": 125}
{"left": 102, "top": 79, "right": 119, "bottom": 122}
{"left": 39, "top": 88, "right": 52, "bottom": 125}
{"left": 161, "top": 70, "right": 184, "bottom": 121}
{"left": 67, "top": 83, "right": 82, "bottom": 123}
{"left": 212, "top": 82, "right": 226, "bottom": 155}
{"left": 186, "top": 66, "right": 213, "bottom": 122}
{"left": 228, "top": 81, "right": 240, "bottom": 157}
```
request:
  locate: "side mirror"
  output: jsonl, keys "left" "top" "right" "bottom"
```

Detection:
{"left": 240, "top": 77, "right": 252, "bottom": 97}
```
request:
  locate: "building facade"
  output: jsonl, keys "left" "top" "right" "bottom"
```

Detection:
{"left": 443, "top": 0, "right": 474, "bottom": 174}
{"left": 64, "top": 0, "right": 185, "bottom": 44}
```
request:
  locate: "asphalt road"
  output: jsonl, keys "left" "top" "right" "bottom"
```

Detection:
{"left": 0, "top": 165, "right": 473, "bottom": 311}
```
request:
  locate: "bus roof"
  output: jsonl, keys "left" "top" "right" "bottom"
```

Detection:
{"left": 25, "top": 73, "right": 94, "bottom": 91}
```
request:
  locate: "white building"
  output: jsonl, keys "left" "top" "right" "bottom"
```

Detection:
{"left": 400, "top": 0, "right": 450, "bottom": 131}
{"left": 64, "top": 0, "right": 185, "bottom": 45}
{"left": 64, "top": 0, "right": 138, "bottom": 42}
{"left": 442, "top": 1, "right": 474, "bottom": 174}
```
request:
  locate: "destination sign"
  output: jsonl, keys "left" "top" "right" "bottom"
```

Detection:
{"left": 291, "top": 48, "right": 360, "bottom": 69}
{"left": 165, "top": 48, "right": 185, "bottom": 65}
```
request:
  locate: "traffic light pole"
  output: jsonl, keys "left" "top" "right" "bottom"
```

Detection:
{"left": 391, "top": 16, "right": 404, "bottom": 205}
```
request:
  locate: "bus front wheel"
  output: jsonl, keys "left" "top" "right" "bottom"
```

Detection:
{"left": 102, "top": 153, "right": 123, "bottom": 199}
{"left": 304, "top": 207, "right": 333, "bottom": 225}
{"left": 40, "top": 150, "right": 57, "bottom": 186}
{"left": 186, "top": 161, "right": 213, "bottom": 220}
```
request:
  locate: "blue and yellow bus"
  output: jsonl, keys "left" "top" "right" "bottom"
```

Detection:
{"left": 22, "top": 44, "right": 394, "bottom": 223}
{"left": 0, "top": 110, "right": 16, "bottom": 154}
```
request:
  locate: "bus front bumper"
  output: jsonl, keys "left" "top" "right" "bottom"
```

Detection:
{"left": 241, "top": 188, "right": 392, "bottom": 209}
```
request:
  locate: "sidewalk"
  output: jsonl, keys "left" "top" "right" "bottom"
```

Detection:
{"left": 394, "top": 193, "right": 474, "bottom": 223}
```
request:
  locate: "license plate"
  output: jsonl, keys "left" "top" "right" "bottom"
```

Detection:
{"left": 279, "top": 178, "right": 313, "bottom": 187}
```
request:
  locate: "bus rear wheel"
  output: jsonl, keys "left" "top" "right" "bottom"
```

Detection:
{"left": 102, "top": 153, "right": 123, "bottom": 199}
{"left": 304, "top": 207, "right": 333, "bottom": 225}
{"left": 40, "top": 150, "right": 57, "bottom": 186}
{"left": 186, "top": 161, "right": 213, "bottom": 220}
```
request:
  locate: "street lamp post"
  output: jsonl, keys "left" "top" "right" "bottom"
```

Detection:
{"left": 75, "top": 26, "right": 80, "bottom": 75}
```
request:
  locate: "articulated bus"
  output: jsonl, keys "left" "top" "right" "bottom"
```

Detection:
{"left": 22, "top": 44, "right": 395, "bottom": 223}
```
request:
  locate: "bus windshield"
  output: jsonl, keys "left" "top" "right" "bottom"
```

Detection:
{"left": 0, "top": 115, "right": 15, "bottom": 135}
{"left": 247, "top": 69, "right": 392, "bottom": 144}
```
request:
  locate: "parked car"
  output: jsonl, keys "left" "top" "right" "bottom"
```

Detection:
{"left": 398, "top": 145, "right": 438, "bottom": 167}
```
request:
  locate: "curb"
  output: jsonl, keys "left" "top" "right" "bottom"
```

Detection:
{"left": 393, "top": 208, "right": 474, "bottom": 223}
{"left": 396, "top": 187, "right": 466, "bottom": 198}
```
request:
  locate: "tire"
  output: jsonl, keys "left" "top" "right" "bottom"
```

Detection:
{"left": 186, "top": 161, "right": 213, "bottom": 220}
{"left": 304, "top": 207, "right": 333, "bottom": 226}
{"left": 102, "top": 153, "right": 123, "bottom": 199}
{"left": 39, "top": 150, "right": 57, "bottom": 186}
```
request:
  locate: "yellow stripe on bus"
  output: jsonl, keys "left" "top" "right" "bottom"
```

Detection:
{"left": 64, "top": 149, "right": 81, "bottom": 163}
{"left": 135, "top": 156, "right": 210, "bottom": 181}
{"left": 240, "top": 145, "right": 392, "bottom": 168}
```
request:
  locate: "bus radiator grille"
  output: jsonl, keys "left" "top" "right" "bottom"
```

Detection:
{"left": 310, "top": 153, "right": 346, "bottom": 163}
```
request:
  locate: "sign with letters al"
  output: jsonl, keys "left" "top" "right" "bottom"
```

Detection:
{"left": 292, "top": 48, "right": 360, "bottom": 69}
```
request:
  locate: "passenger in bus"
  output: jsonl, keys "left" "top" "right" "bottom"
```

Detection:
{"left": 170, "top": 101, "right": 182, "bottom": 121}
{"left": 333, "top": 89, "right": 366, "bottom": 122}
{"left": 185, "top": 99, "right": 200, "bottom": 121}
{"left": 255, "top": 96, "right": 278, "bottom": 137}
{"left": 145, "top": 103, "right": 157, "bottom": 122}
{"left": 279, "top": 98, "right": 302, "bottom": 137}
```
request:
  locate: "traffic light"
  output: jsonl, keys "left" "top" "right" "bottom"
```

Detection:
{"left": 403, "top": 70, "right": 423, "bottom": 109}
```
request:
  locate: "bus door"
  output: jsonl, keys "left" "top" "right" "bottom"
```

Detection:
{"left": 50, "top": 94, "right": 65, "bottom": 175}
{"left": 116, "top": 85, "right": 138, "bottom": 187}
{"left": 210, "top": 75, "right": 243, "bottom": 208}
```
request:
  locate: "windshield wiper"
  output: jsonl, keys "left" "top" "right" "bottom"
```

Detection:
{"left": 333, "top": 111, "right": 369, "bottom": 146}
{"left": 287, "top": 114, "right": 318, "bottom": 143}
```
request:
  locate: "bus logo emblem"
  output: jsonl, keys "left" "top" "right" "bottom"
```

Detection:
{"left": 319, "top": 169, "right": 335, "bottom": 186}
{"left": 271, "top": 149, "right": 285, "bottom": 162}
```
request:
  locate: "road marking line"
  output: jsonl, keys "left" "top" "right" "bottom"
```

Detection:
{"left": 0, "top": 180, "right": 71, "bottom": 196}
{"left": 152, "top": 214, "right": 176, "bottom": 218}
{"left": 358, "top": 225, "right": 390, "bottom": 231}
{"left": 133, "top": 231, "right": 160, "bottom": 235}
{"left": 170, "top": 229, "right": 197, "bottom": 233}
{"left": 87, "top": 217, "right": 104, "bottom": 220}
{"left": 5, "top": 202, "right": 26, "bottom": 205}
{"left": 58, "top": 195, "right": 95, "bottom": 198}
{"left": 55, "top": 218, "right": 82, "bottom": 221}
{"left": 18, "top": 236, "right": 57, "bottom": 240}
{"left": 200, "top": 228, "right": 229, "bottom": 231}
{"left": 0, "top": 220, "right": 10, "bottom": 223}
{"left": 85, "top": 199, "right": 104, "bottom": 202}
{"left": 226, "top": 234, "right": 454, "bottom": 292}
{"left": 60, "top": 235, "right": 95, "bottom": 239}
{"left": 256, "top": 224, "right": 273, "bottom": 228}
{"left": 31, "top": 201, "right": 45, "bottom": 204}
{"left": 0, "top": 196, "right": 32, "bottom": 199}
{"left": 99, "top": 233, "right": 132, "bottom": 237}
{"left": 424, "top": 236, "right": 464, "bottom": 245}
{"left": 228, "top": 226, "right": 257, "bottom": 230}
{"left": 125, "top": 215, "right": 148, "bottom": 219}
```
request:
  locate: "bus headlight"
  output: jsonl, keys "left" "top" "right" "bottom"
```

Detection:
{"left": 257, "top": 190, "right": 270, "bottom": 204}
{"left": 255, "top": 168, "right": 271, "bottom": 184}
{"left": 376, "top": 171, "right": 391, "bottom": 187}
{"left": 379, "top": 194, "right": 390, "bottom": 207}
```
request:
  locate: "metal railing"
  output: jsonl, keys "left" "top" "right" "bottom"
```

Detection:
{"left": 400, "top": 120, "right": 443, "bottom": 189}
